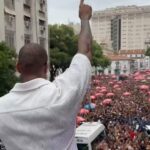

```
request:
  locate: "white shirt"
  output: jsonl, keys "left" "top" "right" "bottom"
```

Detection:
{"left": 0, "top": 54, "right": 91, "bottom": 150}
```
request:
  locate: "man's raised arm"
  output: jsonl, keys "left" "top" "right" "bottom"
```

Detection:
{"left": 78, "top": 0, "right": 93, "bottom": 61}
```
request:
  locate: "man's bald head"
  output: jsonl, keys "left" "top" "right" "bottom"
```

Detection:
{"left": 17, "top": 43, "right": 48, "bottom": 77}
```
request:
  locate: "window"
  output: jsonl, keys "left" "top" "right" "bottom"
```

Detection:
{"left": 24, "top": 16, "right": 31, "bottom": 29}
{"left": 39, "top": 38, "right": 45, "bottom": 48}
{"left": 91, "top": 131, "right": 106, "bottom": 150}
{"left": 0, "top": 139, "right": 6, "bottom": 150}
{"left": 24, "top": 34, "right": 31, "bottom": 44}
{"left": 24, "top": 0, "right": 31, "bottom": 6}
{"left": 77, "top": 144, "right": 88, "bottom": 150}
{"left": 5, "top": 31, "right": 15, "bottom": 49}
{"left": 4, "top": 0, "right": 15, "bottom": 10}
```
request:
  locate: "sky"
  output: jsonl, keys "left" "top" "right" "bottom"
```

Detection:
{"left": 48, "top": 0, "right": 150, "bottom": 24}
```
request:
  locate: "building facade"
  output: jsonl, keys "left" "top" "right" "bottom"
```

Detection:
{"left": 91, "top": 5, "right": 150, "bottom": 52}
{"left": 0, "top": 0, "right": 48, "bottom": 54}
{"left": 103, "top": 50, "right": 150, "bottom": 75}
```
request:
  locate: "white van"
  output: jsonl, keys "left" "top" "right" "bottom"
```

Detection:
{"left": 145, "top": 125, "right": 150, "bottom": 137}
{"left": 75, "top": 122, "right": 105, "bottom": 150}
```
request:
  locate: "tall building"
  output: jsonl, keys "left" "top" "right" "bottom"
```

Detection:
{"left": 0, "top": 0, "right": 48, "bottom": 53}
{"left": 91, "top": 5, "right": 150, "bottom": 52}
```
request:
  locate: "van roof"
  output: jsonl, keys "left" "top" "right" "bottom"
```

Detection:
{"left": 75, "top": 122, "right": 105, "bottom": 143}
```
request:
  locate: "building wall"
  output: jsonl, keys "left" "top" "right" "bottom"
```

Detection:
{"left": 92, "top": 14, "right": 112, "bottom": 49}
{"left": 110, "top": 60, "right": 131, "bottom": 75}
{"left": 121, "top": 12, "right": 150, "bottom": 50}
{"left": 0, "top": 0, "right": 48, "bottom": 54}
{"left": 111, "top": 16, "right": 121, "bottom": 51}
{"left": 92, "top": 5, "right": 150, "bottom": 52}
{"left": 0, "top": 0, "right": 5, "bottom": 42}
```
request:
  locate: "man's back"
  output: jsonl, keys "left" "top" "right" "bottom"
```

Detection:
{"left": 0, "top": 54, "right": 91, "bottom": 150}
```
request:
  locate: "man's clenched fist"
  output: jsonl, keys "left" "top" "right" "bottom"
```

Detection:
{"left": 79, "top": 0, "right": 92, "bottom": 20}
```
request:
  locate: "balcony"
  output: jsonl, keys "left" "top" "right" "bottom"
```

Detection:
{"left": 39, "top": 11, "right": 46, "bottom": 19}
{"left": 4, "top": 0, "right": 15, "bottom": 10}
{"left": 24, "top": 0, "right": 31, "bottom": 16}
{"left": 5, "top": 14, "right": 15, "bottom": 31}
{"left": 39, "top": 0, "right": 46, "bottom": 12}
{"left": 24, "top": 34, "right": 31, "bottom": 44}
{"left": 24, "top": 17, "right": 31, "bottom": 35}
{"left": 39, "top": 37, "right": 45, "bottom": 48}
{"left": 39, "top": 19, "right": 46, "bottom": 37}
{"left": 39, "top": 26, "right": 46, "bottom": 37}
{"left": 24, "top": 0, "right": 31, "bottom": 7}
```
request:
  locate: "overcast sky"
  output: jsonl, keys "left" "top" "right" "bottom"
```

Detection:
{"left": 48, "top": 0, "right": 150, "bottom": 24}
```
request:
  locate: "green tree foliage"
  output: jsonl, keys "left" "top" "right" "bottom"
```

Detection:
{"left": 0, "top": 42, "right": 18, "bottom": 96}
{"left": 49, "top": 24, "right": 78, "bottom": 80}
{"left": 92, "top": 40, "right": 110, "bottom": 68}
{"left": 145, "top": 47, "right": 150, "bottom": 56}
{"left": 49, "top": 24, "right": 110, "bottom": 80}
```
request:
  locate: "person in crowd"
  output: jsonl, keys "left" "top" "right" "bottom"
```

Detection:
{"left": 80, "top": 74, "right": 150, "bottom": 149}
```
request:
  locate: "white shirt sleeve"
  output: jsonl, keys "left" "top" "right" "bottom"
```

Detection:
{"left": 51, "top": 53, "right": 92, "bottom": 118}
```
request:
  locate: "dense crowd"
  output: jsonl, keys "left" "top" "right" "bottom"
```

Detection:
{"left": 78, "top": 70, "right": 150, "bottom": 150}
{"left": 0, "top": 71, "right": 150, "bottom": 150}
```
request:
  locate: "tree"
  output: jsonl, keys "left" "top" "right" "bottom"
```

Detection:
{"left": 0, "top": 42, "right": 18, "bottom": 96}
{"left": 49, "top": 24, "right": 110, "bottom": 80}
{"left": 145, "top": 47, "right": 150, "bottom": 56}
{"left": 99, "top": 56, "right": 111, "bottom": 69}
{"left": 92, "top": 40, "right": 110, "bottom": 70}
{"left": 49, "top": 24, "right": 78, "bottom": 81}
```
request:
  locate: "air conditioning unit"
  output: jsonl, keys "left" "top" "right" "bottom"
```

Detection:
{"left": 8, "top": 16, "right": 14, "bottom": 24}
{"left": 25, "top": 20, "right": 30, "bottom": 28}
{"left": 40, "top": 26, "right": 45, "bottom": 33}
{"left": 40, "top": 26, "right": 45, "bottom": 31}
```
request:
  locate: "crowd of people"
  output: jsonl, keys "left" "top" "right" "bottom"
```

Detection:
{"left": 78, "top": 70, "right": 150, "bottom": 150}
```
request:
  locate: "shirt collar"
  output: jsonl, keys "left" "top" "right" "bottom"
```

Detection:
{"left": 11, "top": 78, "right": 50, "bottom": 92}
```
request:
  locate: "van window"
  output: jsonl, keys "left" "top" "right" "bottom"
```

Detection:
{"left": 77, "top": 144, "right": 88, "bottom": 150}
{"left": 91, "top": 131, "right": 105, "bottom": 150}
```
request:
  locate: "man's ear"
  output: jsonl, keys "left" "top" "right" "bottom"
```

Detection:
{"left": 44, "top": 63, "right": 48, "bottom": 74}
{"left": 16, "top": 63, "right": 22, "bottom": 74}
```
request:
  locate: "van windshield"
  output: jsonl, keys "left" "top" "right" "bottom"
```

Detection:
{"left": 91, "top": 131, "right": 105, "bottom": 150}
{"left": 77, "top": 144, "right": 88, "bottom": 150}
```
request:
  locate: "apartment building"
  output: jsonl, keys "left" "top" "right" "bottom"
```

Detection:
{"left": 0, "top": 0, "right": 48, "bottom": 53}
{"left": 91, "top": 5, "right": 150, "bottom": 52}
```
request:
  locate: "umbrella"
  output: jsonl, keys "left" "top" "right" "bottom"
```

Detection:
{"left": 79, "top": 108, "right": 89, "bottom": 115}
{"left": 123, "top": 92, "right": 131, "bottom": 96}
{"left": 90, "top": 103, "right": 96, "bottom": 109}
{"left": 113, "top": 84, "right": 119, "bottom": 88}
{"left": 90, "top": 95, "right": 96, "bottom": 100}
{"left": 96, "top": 86, "right": 101, "bottom": 90}
{"left": 134, "top": 75, "right": 145, "bottom": 81}
{"left": 116, "top": 88, "right": 121, "bottom": 91}
{"left": 111, "top": 75, "right": 116, "bottom": 79}
{"left": 84, "top": 103, "right": 96, "bottom": 110}
{"left": 101, "top": 86, "right": 106, "bottom": 90}
{"left": 101, "top": 89, "right": 107, "bottom": 93}
{"left": 139, "top": 85, "right": 149, "bottom": 90}
{"left": 106, "top": 93, "right": 115, "bottom": 97}
{"left": 95, "top": 93, "right": 104, "bottom": 98}
{"left": 102, "top": 99, "right": 112, "bottom": 105}
{"left": 109, "top": 82, "right": 114, "bottom": 85}
{"left": 76, "top": 116, "right": 86, "bottom": 124}
{"left": 117, "top": 81, "right": 122, "bottom": 85}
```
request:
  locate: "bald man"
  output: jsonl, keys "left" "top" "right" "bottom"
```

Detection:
{"left": 0, "top": 1, "right": 92, "bottom": 150}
